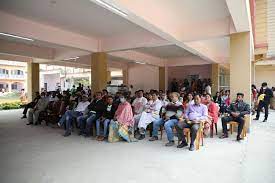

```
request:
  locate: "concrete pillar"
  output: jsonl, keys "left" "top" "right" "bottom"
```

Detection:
{"left": 229, "top": 32, "right": 251, "bottom": 104}
{"left": 8, "top": 82, "right": 12, "bottom": 92}
{"left": 251, "top": 61, "right": 256, "bottom": 85}
{"left": 91, "top": 52, "right": 107, "bottom": 93}
{"left": 27, "top": 62, "right": 40, "bottom": 102}
{"left": 107, "top": 71, "right": 111, "bottom": 83}
{"left": 211, "top": 64, "right": 219, "bottom": 96}
{"left": 123, "top": 69, "right": 128, "bottom": 85}
{"left": 159, "top": 67, "right": 165, "bottom": 91}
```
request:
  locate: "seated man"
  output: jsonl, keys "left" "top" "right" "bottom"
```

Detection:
{"left": 63, "top": 95, "right": 90, "bottom": 137}
{"left": 149, "top": 92, "right": 184, "bottom": 147}
{"left": 132, "top": 90, "right": 148, "bottom": 132}
{"left": 137, "top": 91, "right": 162, "bottom": 140}
{"left": 21, "top": 92, "right": 40, "bottom": 119}
{"left": 220, "top": 93, "right": 250, "bottom": 141}
{"left": 176, "top": 94, "right": 208, "bottom": 151}
{"left": 95, "top": 96, "right": 117, "bottom": 141}
{"left": 79, "top": 92, "right": 105, "bottom": 137}
{"left": 27, "top": 92, "right": 49, "bottom": 125}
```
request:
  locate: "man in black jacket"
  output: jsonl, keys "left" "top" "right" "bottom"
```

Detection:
{"left": 95, "top": 96, "right": 117, "bottom": 141}
{"left": 220, "top": 93, "right": 250, "bottom": 141}
{"left": 83, "top": 92, "right": 105, "bottom": 137}
{"left": 254, "top": 82, "right": 273, "bottom": 122}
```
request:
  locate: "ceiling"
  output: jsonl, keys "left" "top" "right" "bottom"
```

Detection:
{"left": 135, "top": 45, "right": 192, "bottom": 59}
{"left": 0, "top": 0, "right": 154, "bottom": 38}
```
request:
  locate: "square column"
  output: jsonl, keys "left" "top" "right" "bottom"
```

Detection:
{"left": 123, "top": 69, "right": 128, "bottom": 85}
{"left": 211, "top": 64, "right": 220, "bottom": 96}
{"left": 229, "top": 32, "right": 251, "bottom": 104}
{"left": 27, "top": 62, "right": 40, "bottom": 102}
{"left": 91, "top": 52, "right": 107, "bottom": 93}
{"left": 159, "top": 67, "right": 165, "bottom": 91}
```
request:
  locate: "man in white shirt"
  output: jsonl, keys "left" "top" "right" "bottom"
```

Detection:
{"left": 137, "top": 91, "right": 163, "bottom": 140}
{"left": 132, "top": 90, "right": 148, "bottom": 130}
{"left": 63, "top": 95, "right": 90, "bottom": 137}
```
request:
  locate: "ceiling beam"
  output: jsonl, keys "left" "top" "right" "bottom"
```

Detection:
{"left": 0, "top": 39, "right": 55, "bottom": 60}
{"left": 0, "top": 11, "right": 99, "bottom": 53}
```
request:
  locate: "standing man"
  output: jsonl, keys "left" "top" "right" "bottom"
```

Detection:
{"left": 254, "top": 82, "right": 273, "bottom": 122}
{"left": 220, "top": 93, "right": 250, "bottom": 141}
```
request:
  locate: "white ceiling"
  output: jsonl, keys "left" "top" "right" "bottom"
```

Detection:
{"left": 135, "top": 45, "right": 192, "bottom": 59}
{"left": 0, "top": 0, "right": 154, "bottom": 38}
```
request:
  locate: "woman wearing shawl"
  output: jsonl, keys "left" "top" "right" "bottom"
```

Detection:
{"left": 108, "top": 94, "right": 134, "bottom": 142}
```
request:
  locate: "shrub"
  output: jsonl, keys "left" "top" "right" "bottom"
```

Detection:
{"left": 0, "top": 101, "right": 23, "bottom": 110}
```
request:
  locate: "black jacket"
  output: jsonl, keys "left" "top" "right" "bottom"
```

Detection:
{"left": 87, "top": 99, "right": 105, "bottom": 118}
{"left": 102, "top": 104, "right": 117, "bottom": 119}
{"left": 227, "top": 100, "right": 250, "bottom": 117}
{"left": 258, "top": 87, "right": 273, "bottom": 104}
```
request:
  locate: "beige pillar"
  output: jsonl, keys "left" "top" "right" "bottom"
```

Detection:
{"left": 27, "top": 62, "right": 40, "bottom": 102}
{"left": 123, "top": 69, "right": 128, "bottom": 85}
{"left": 91, "top": 52, "right": 107, "bottom": 93}
{"left": 211, "top": 64, "right": 219, "bottom": 96}
{"left": 8, "top": 82, "right": 12, "bottom": 92}
{"left": 159, "top": 67, "right": 165, "bottom": 91}
{"left": 229, "top": 32, "right": 251, "bottom": 104}
{"left": 251, "top": 61, "right": 255, "bottom": 85}
{"left": 107, "top": 71, "right": 111, "bottom": 83}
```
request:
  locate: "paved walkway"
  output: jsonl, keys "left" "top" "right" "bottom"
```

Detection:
{"left": 0, "top": 109, "right": 274, "bottom": 183}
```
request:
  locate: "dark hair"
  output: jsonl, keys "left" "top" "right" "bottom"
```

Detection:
{"left": 96, "top": 92, "right": 102, "bottom": 96}
{"left": 107, "top": 95, "right": 113, "bottom": 99}
{"left": 194, "top": 93, "right": 201, "bottom": 98}
{"left": 205, "top": 93, "right": 211, "bottom": 97}
{"left": 102, "top": 89, "right": 108, "bottom": 93}
{"left": 236, "top": 93, "right": 244, "bottom": 97}
{"left": 262, "top": 82, "right": 267, "bottom": 87}
{"left": 151, "top": 90, "right": 159, "bottom": 96}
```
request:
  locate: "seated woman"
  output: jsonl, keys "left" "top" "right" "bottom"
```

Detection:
{"left": 203, "top": 93, "right": 219, "bottom": 136}
{"left": 108, "top": 94, "right": 134, "bottom": 143}
{"left": 136, "top": 91, "right": 162, "bottom": 140}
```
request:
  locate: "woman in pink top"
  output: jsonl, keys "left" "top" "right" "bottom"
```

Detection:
{"left": 203, "top": 93, "right": 219, "bottom": 137}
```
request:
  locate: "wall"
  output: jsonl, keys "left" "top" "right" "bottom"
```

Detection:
{"left": 167, "top": 64, "right": 212, "bottom": 83}
{"left": 255, "top": 65, "right": 275, "bottom": 87}
{"left": 40, "top": 73, "right": 60, "bottom": 91}
{"left": 128, "top": 64, "right": 159, "bottom": 91}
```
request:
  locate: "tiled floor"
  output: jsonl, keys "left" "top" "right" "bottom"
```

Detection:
{"left": 0, "top": 109, "right": 274, "bottom": 183}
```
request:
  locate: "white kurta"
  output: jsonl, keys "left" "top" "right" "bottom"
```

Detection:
{"left": 138, "top": 99, "right": 162, "bottom": 129}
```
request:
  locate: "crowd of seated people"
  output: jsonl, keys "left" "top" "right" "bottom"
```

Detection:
{"left": 22, "top": 83, "right": 250, "bottom": 151}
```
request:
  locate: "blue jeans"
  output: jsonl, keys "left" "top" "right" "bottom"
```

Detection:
{"left": 164, "top": 119, "right": 179, "bottom": 142}
{"left": 96, "top": 118, "right": 111, "bottom": 137}
{"left": 152, "top": 118, "right": 165, "bottom": 137}
{"left": 85, "top": 114, "right": 97, "bottom": 135}
{"left": 65, "top": 111, "right": 82, "bottom": 133}
{"left": 77, "top": 115, "right": 89, "bottom": 134}
{"left": 58, "top": 113, "right": 66, "bottom": 126}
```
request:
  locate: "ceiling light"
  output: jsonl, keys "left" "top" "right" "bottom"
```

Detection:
{"left": 64, "top": 56, "right": 79, "bottom": 61}
{"left": 0, "top": 32, "right": 34, "bottom": 41}
{"left": 93, "top": 0, "right": 127, "bottom": 17}
{"left": 135, "top": 61, "right": 146, "bottom": 65}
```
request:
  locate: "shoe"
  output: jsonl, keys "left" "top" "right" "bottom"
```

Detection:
{"left": 253, "top": 118, "right": 259, "bottom": 120}
{"left": 263, "top": 119, "right": 267, "bottom": 122}
{"left": 138, "top": 134, "right": 145, "bottom": 140}
{"left": 21, "top": 115, "right": 27, "bottom": 119}
{"left": 177, "top": 141, "right": 188, "bottom": 148}
{"left": 26, "top": 122, "right": 33, "bottom": 125}
{"left": 57, "top": 122, "right": 61, "bottom": 127}
{"left": 219, "top": 134, "right": 229, "bottom": 139}
{"left": 63, "top": 132, "right": 71, "bottom": 137}
{"left": 237, "top": 136, "right": 244, "bottom": 141}
{"left": 165, "top": 141, "right": 175, "bottom": 147}
{"left": 149, "top": 136, "right": 158, "bottom": 141}
{"left": 98, "top": 136, "right": 105, "bottom": 141}
{"left": 189, "top": 144, "right": 195, "bottom": 151}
